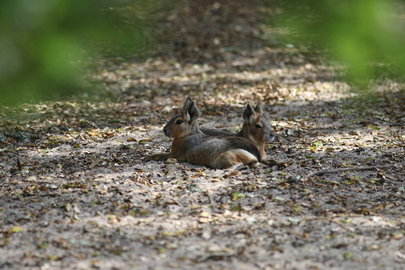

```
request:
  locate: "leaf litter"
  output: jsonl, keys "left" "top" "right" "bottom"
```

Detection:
{"left": 1, "top": 1, "right": 405, "bottom": 269}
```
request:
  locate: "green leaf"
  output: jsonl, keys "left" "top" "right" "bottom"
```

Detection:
{"left": 231, "top": 193, "right": 245, "bottom": 201}
{"left": 231, "top": 204, "right": 241, "bottom": 211}
{"left": 11, "top": 226, "right": 23, "bottom": 233}
{"left": 313, "top": 142, "right": 323, "bottom": 147}
{"left": 37, "top": 243, "right": 47, "bottom": 249}
{"left": 343, "top": 251, "right": 352, "bottom": 260}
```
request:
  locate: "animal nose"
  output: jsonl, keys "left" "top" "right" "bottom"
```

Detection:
{"left": 267, "top": 132, "right": 276, "bottom": 142}
{"left": 163, "top": 126, "right": 170, "bottom": 137}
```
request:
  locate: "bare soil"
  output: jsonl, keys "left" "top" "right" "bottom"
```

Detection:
{"left": 1, "top": 1, "right": 405, "bottom": 269}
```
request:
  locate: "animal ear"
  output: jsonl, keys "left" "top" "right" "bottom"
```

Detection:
{"left": 254, "top": 102, "right": 263, "bottom": 114}
{"left": 182, "top": 97, "right": 194, "bottom": 110}
{"left": 183, "top": 100, "right": 201, "bottom": 124}
{"left": 243, "top": 104, "right": 256, "bottom": 122}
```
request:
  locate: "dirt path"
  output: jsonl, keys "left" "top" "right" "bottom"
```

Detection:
{"left": 1, "top": 1, "right": 405, "bottom": 269}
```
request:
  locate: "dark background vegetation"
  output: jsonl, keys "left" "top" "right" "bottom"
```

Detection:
{"left": 0, "top": 0, "right": 404, "bottom": 105}
{"left": 273, "top": 0, "right": 405, "bottom": 86}
{"left": 0, "top": 0, "right": 167, "bottom": 105}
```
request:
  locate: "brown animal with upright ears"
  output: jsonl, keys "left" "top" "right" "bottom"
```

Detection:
{"left": 201, "top": 103, "right": 275, "bottom": 159}
{"left": 148, "top": 98, "right": 261, "bottom": 169}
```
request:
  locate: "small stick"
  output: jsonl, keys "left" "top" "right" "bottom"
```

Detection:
{"left": 205, "top": 192, "right": 214, "bottom": 205}
{"left": 303, "top": 163, "right": 403, "bottom": 183}
{"left": 17, "top": 157, "right": 22, "bottom": 170}
{"left": 204, "top": 190, "right": 214, "bottom": 205}
{"left": 171, "top": 198, "right": 183, "bottom": 207}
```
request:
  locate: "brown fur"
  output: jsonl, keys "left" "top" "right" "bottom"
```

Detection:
{"left": 201, "top": 103, "right": 275, "bottom": 159}
{"left": 148, "top": 98, "right": 261, "bottom": 169}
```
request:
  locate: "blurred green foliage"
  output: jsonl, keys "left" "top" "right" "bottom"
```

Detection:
{"left": 275, "top": 0, "right": 405, "bottom": 88}
{"left": 0, "top": 0, "right": 164, "bottom": 106}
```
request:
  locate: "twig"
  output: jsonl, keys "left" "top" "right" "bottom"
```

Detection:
{"left": 205, "top": 191, "right": 214, "bottom": 205}
{"left": 17, "top": 157, "right": 22, "bottom": 170}
{"left": 197, "top": 252, "right": 235, "bottom": 263}
{"left": 171, "top": 197, "right": 183, "bottom": 208}
{"left": 303, "top": 162, "right": 403, "bottom": 183}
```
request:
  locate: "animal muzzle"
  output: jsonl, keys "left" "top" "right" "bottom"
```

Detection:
{"left": 163, "top": 126, "right": 171, "bottom": 137}
{"left": 266, "top": 132, "right": 276, "bottom": 142}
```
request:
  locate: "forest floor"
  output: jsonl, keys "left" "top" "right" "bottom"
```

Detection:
{"left": 1, "top": 1, "right": 405, "bottom": 269}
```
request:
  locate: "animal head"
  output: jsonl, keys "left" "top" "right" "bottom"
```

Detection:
{"left": 163, "top": 97, "right": 201, "bottom": 138}
{"left": 242, "top": 102, "right": 275, "bottom": 144}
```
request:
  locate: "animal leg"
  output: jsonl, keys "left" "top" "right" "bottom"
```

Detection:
{"left": 213, "top": 149, "right": 258, "bottom": 169}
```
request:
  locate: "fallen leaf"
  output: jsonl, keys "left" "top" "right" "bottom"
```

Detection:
{"left": 64, "top": 203, "right": 72, "bottom": 212}
{"left": 10, "top": 226, "right": 23, "bottom": 233}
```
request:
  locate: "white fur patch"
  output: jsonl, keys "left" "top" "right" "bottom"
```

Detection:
{"left": 213, "top": 149, "right": 258, "bottom": 169}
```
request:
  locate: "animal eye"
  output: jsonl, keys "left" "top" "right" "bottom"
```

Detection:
{"left": 255, "top": 124, "right": 262, "bottom": 128}
{"left": 176, "top": 119, "right": 183, "bottom": 125}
